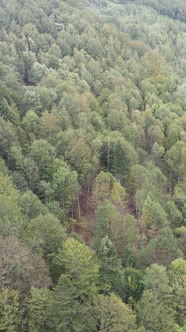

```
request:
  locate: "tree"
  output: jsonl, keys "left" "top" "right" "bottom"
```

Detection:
{"left": 147, "top": 124, "right": 164, "bottom": 152}
{"left": 164, "top": 200, "right": 183, "bottom": 229}
{"left": 0, "top": 158, "right": 8, "bottom": 176}
{"left": 11, "top": 145, "right": 40, "bottom": 192}
{"left": 169, "top": 259, "right": 186, "bottom": 326}
{"left": 0, "top": 174, "right": 24, "bottom": 237}
{"left": 166, "top": 142, "right": 186, "bottom": 187}
{"left": 97, "top": 236, "right": 124, "bottom": 295}
{"left": 94, "top": 200, "right": 121, "bottom": 251}
{"left": 19, "top": 190, "right": 48, "bottom": 220}
{"left": 112, "top": 138, "right": 137, "bottom": 182}
{"left": 0, "top": 195, "right": 24, "bottom": 237}
{"left": 38, "top": 109, "right": 62, "bottom": 143}
{"left": 21, "top": 110, "right": 39, "bottom": 143}
{"left": 140, "top": 196, "right": 168, "bottom": 238}
{"left": 50, "top": 238, "right": 100, "bottom": 331}
{"left": 92, "top": 293, "right": 137, "bottom": 332}
{"left": 122, "top": 214, "right": 140, "bottom": 255}
{"left": 62, "top": 129, "right": 97, "bottom": 180}
{"left": 0, "top": 288, "right": 21, "bottom": 332}
{"left": 136, "top": 290, "right": 175, "bottom": 332}
{"left": 0, "top": 117, "right": 18, "bottom": 162}
{"left": 174, "top": 226, "right": 186, "bottom": 257}
{"left": 111, "top": 181, "right": 127, "bottom": 210}
{"left": 123, "top": 267, "right": 144, "bottom": 304}
{"left": 138, "top": 227, "right": 183, "bottom": 267}
{"left": 28, "top": 287, "right": 52, "bottom": 332}
{"left": 143, "top": 264, "right": 171, "bottom": 303}
{"left": 0, "top": 236, "right": 51, "bottom": 298}
{"left": 53, "top": 237, "right": 99, "bottom": 297}
{"left": 92, "top": 171, "right": 115, "bottom": 206}
{"left": 29, "top": 139, "right": 56, "bottom": 181}
{"left": 51, "top": 159, "right": 78, "bottom": 211}
{"left": 25, "top": 213, "right": 66, "bottom": 276}
{"left": 173, "top": 181, "right": 186, "bottom": 226}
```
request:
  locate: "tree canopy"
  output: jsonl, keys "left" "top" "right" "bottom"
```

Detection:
{"left": 0, "top": 0, "right": 186, "bottom": 330}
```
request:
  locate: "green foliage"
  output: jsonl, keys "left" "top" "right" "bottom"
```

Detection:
{"left": 53, "top": 237, "right": 100, "bottom": 297}
{"left": 123, "top": 267, "right": 144, "bottom": 304}
{"left": 93, "top": 171, "right": 115, "bottom": 204}
{"left": 169, "top": 259, "right": 186, "bottom": 326}
{"left": 19, "top": 190, "right": 48, "bottom": 220}
{"left": 0, "top": 0, "right": 186, "bottom": 329}
{"left": 0, "top": 236, "right": 51, "bottom": 297}
{"left": 138, "top": 227, "right": 183, "bottom": 267}
{"left": 97, "top": 236, "right": 124, "bottom": 295}
{"left": 92, "top": 293, "right": 137, "bottom": 332}
{"left": 95, "top": 200, "right": 121, "bottom": 250}
{"left": 0, "top": 174, "right": 25, "bottom": 236}
{"left": 51, "top": 159, "right": 78, "bottom": 210}
{"left": 25, "top": 213, "right": 66, "bottom": 258}
{"left": 140, "top": 196, "right": 168, "bottom": 238}
{"left": 112, "top": 138, "right": 138, "bottom": 181}
{"left": 50, "top": 238, "right": 100, "bottom": 331}
{"left": 0, "top": 288, "right": 21, "bottom": 332}
{"left": 29, "top": 139, "right": 56, "bottom": 180}
{"left": 136, "top": 290, "right": 175, "bottom": 332}
{"left": 28, "top": 287, "right": 52, "bottom": 332}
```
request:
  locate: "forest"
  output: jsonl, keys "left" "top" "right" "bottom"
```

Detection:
{"left": 0, "top": 0, "right": 186, "bottom": 330}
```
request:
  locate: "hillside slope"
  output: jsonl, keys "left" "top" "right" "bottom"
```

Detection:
{"left": 0, "top": 0, "right": 186, "bottom": 330}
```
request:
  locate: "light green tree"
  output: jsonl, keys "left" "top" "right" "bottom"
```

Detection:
{"left": 28, "top": 287, "right": 52, "bottom": 332}
{"left": 136, "top": 290, "right": 175, "bottom": 332}
{"left": 25, "top": 213, "right": 66, "bottom": 259}
{"left": 0, "top": 288, "right": 21, "bottom": 332}
{"left": 51, "top": 238, "right": 100, "bottom": 331}
{"left": 140, "top": 196, "right": 168, "bottom": 238}
{"left": 97, "top": 236, "right": 124, "bottom": 295}
{"left": 169, "top": 258, "right": 186, "bottom": 326}
{"left": 92, "top": 293, "right": 137, "bottom": 332}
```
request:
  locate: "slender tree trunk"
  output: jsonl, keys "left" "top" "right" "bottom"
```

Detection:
{"left": 107, "top": 139, "right": 110, "bottom": 172}
{"left": 76, "top": 183, "right": 81, "bottom": 221}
